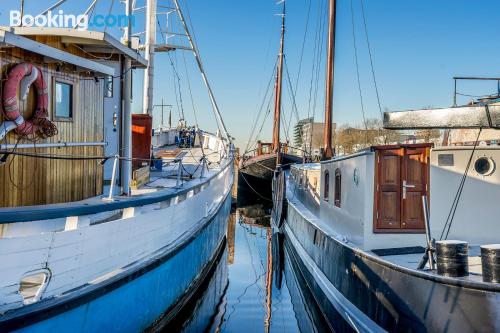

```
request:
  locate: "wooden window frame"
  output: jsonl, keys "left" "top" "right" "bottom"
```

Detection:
{"left": 334, "top": 168, "right": 341, "bottom": 207}
{"left": 52, "top": 78, "right": 75, "bottom": 122}
{"left": 323, "top": 170, "right": 330, "bottom": 201}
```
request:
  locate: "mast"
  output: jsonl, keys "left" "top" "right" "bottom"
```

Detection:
{"left": 272, "top": 1, "right": 286, "bottom": 165}
{"left": 322, "top": 0, "right": 336, "bottom": 160}
{"left": 121, "top": 0, "right": 133, "bottom": 195}
{"left": 142, "top": 0, "right": 157, "bottom": 115}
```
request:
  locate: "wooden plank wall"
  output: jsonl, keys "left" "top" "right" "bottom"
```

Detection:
{"left": 0, "top": 47, "right": 104, "bottom": 207}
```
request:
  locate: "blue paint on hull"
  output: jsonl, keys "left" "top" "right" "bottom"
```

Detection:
{"left": 15, "top": 194, "right": 232, "bottom": 333}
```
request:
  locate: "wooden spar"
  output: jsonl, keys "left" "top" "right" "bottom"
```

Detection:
{"left": 272, "top": 1, "right": 286, "bottom": 165}
{"left": 322, "top": 0, "right": 336, "bottom": 160}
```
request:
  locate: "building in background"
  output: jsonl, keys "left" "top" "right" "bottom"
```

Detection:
{"left": 294, "top": 118, "right": 336, "bottom": 160}
{"left": 293, "top": 117, "right": 313, "bottom": 148}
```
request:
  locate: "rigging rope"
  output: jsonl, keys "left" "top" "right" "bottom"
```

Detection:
{"left": 440, "top": 128, "right": 483, "bottom": 240}
{"left": 104, "top": 0, "right": 116, "bottom": 34}
{"left": 293, "top": 0, "right": 312, "bottom": 96}
{"left": 284, "top": 58, "right": 300, "bottom": 139}
{"left": 350, "top": 0, "right": 368, "bottom": 145}
{"left": 360, "top": 0, "right": 384, "bottom": 120}
{"left": 244, "top": 61, "right": 278, "bottom": 155}
{"left": 307, "top": 0, "right": 327, "bottom": 156}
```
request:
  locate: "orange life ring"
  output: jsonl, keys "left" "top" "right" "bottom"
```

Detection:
{"left": 2, "top": 63, "right": 57, "bottom": 138}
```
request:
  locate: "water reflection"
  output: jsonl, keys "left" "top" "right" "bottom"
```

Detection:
{"left": 177, "top": 205, "right": 328, "bottom": 333}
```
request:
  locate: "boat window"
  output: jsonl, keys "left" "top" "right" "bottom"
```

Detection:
{"left": 54, "top": 81, "right": 73, "bottom": 119}
{"left": 334, "top": 168, "right": 341, "bottom": 207}
{"left": 105, "top": 75, "right": 113, "bottom": 98}
{"left": 323, "top": 171, "right": 329, "bottom": 200}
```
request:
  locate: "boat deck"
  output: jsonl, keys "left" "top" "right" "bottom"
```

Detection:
{"left": 374, "top": 247, "right": 485, "bottom": 282}
{"left": 132, "top": 145, "right": 224, "bottom": 194}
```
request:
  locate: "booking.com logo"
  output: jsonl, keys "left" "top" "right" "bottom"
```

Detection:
{"left": 10, "top": 10, "right": 134, "bottom": 31}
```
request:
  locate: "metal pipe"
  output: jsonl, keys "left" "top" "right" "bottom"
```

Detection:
{"left": 39, "top": 0, "right": 68, "bottom": 17}
{"left": 120, "top": 0, "right": 133, "bottom": 196}
{"left": 200, "top": 158, "right": 206, "bottom": 178}
{"left": 176, "top": 160, "right": 183, "bottom": 188}
{"left": 19, "top": 0, "right": 25, "bottom": 26}
{"left": 422, "top": 195, "right": 435, "bottom": 270}
{"left": 453, "top": 76, "right": 500, "bottom": 81}
{"left": 322, "top": 0, "right": 336, "bottom": 160}
{"left": 74, "top": 0, "right": 99, "bottom": 29}
{"left": 453, "top": 79, "right": 457, "bottom": 107}
{"left": 142, "top": 0, "right": 157, "bottom": 116}
{"left": 0, "top": 142, "right": 106, "bottom": 150}
{"left": 105, "top": 155, "right": 119, "bottom": 201}
{"left": 172, "top": 0, "right": 231, "bottom": 145}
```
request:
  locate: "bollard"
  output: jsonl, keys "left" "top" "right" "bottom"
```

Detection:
{"left": 436, "top": 240, "right": 469, "bottom": 277}
{"left": 481, "top": 244, "right": 500, "bottom": 283}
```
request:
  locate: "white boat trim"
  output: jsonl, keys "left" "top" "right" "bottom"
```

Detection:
{"left": 284, "top": 222, "right": 387, "bottom": 333}
{"left": 0, "top": 29, "right": 115, "bottom": 76}
{"left": 3, "top": 27, "right": 148, "bottom": 68}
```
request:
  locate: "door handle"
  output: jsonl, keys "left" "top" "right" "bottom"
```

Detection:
{"left": 402, "top": 180, "right": 415, "bottom": 199}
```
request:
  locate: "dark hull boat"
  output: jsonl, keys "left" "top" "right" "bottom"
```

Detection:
{"left": 274, "top": 143, "right": 500, "bottom": 332}
{"left": 271, "top": 113, "right": 500, "bottom": 333}
{"left": 238, "top": 153, "right": 302, "bottom": 206}
{"left": 272, "top": 0, "right": 500, "bottom": 331}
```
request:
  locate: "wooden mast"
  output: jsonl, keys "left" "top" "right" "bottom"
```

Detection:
{"left": 272, "top": 1, "right": 286, "bottom": 165}
{"left": 322, "top": 0, "right": 337, "bottom": 160}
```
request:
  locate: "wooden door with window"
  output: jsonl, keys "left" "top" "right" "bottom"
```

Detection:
{"left": 374, "top": 144, "right": 431, "bottom": 233}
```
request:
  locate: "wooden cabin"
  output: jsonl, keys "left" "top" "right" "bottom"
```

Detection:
{"left": 0, "top": 28, "right": 146, "bottom": 207}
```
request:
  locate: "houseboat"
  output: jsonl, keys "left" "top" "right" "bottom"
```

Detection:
{"left": 0, "top": 1, "right": 233, "bottom": 331}
{"left": 273, "top": 0, "right": 500, "bottom": 331}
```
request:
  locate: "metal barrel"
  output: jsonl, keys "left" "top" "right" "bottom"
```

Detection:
{"left": 481, "top": 244, "right": 500, "bottom": 283}
{"left": 435, "top": 240, "right": 469, "bottom": 277}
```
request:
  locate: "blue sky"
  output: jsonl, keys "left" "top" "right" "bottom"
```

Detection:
{"left": 1, "top": 0, "right": 500, "bottom": 149}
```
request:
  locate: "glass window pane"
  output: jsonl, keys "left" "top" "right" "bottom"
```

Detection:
{"left": 105, "top": 76, "right": 113, "bottom": 98}
{"left": 55, "top": 82, "right": 72, "bottom": 118}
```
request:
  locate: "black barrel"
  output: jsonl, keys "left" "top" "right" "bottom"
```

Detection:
{"left": 481, "top": 244, "right": 500, "bottom": 283}
{"left": 436, "top": 240, "right": 469, "bottom": 277}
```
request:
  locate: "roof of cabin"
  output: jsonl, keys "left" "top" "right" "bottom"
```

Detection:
{"left": 0, "top": 27, "right": 147, "bottom": 68}
{"left": 0, "top": 29, "right": 115, "bottom": 76}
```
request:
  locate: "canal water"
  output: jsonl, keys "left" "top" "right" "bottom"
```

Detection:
{"left": 166, "top": 205, "right": 331, "bottom": 333}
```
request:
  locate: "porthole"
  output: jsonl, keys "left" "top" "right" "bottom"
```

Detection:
{"left": 474, "top": 156, "right": 495, "bottom": 176}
